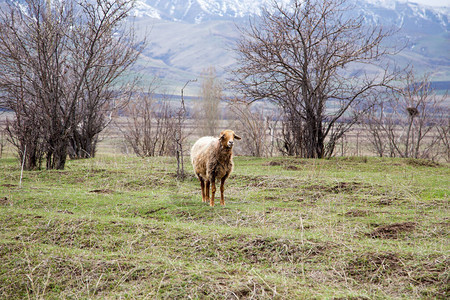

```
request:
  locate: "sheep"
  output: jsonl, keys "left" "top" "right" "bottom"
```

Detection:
{"left": 190, "top": 130, "right": 241, "bottom": 207}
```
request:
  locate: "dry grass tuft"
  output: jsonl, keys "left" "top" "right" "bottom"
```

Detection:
{"left": 406, "top": 158, "right": 440, "bottom": 168}
{"left": 367, "top": 222, "right": 417, "bottom": 239}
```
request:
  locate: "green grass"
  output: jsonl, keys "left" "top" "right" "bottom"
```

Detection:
{"left": 0, "top": 155, "right": 449, "bottom": 299}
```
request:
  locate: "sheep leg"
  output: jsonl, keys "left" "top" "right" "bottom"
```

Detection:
{"left": 205, "top": 180, "right": 210, "bottom": 204}
{"left": 210, "top": 177, "right": 216, "bottom": 207}
{"left": 220, "top": 177, "right": 226, "bottom": 206}
{"left": 199, "top": 177, "right": 206, "bottom": 202}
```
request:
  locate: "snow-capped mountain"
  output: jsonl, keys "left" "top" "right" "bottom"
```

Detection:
{"left": 133, "top": 0, "right": 449, "bottom": 31}
{"left": 132, "top": 0, "right": 291, "bottom": 23}
{"left": 359, "top": 1, "right": 449, "bottom": 34}
{"left": 2, "top": 0, "right": 447, "bottom": 92}
{"left": 130, "top": 0, "right": 449, "bottom": 93}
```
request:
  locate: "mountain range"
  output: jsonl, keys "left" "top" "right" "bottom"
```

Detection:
{"left": 1, "top": 0, "right": 448, "bottom": 94}
{"left": 128, "top": 0, "right": 449, "bottom": 95}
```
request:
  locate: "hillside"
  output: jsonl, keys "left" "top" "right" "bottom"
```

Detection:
{"left": 0, "top": 0, "right": 448, "bottom": 94}
{"left": 130, "top": 0, "right": 450, "bottom": 94}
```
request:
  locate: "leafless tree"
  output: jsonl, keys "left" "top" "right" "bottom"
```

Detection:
{"left": 231, "top": 0, "right": 399, "bottom": 158}
{"left": 67, "top": 0, "right": 142, "bottom": 159}
{"left": 278, "top": 106, "right": 304, "bottom": 157}
{"left": 176, "top": 79, "right": 196, "bottom": 180}
{"left": 4, "top": 107, "right": 45, "bottom": 169}
{"left": 437, "top": 119, "right": 450, "bottom": 162}
{"left": 365, "top": 104, "right": 389, "bottom": 157}
{"left": 0, "top": 0, "right": 142, "bottom": 169}
{"left": 228, "top": 98, "right": 271, "bottom": 157}
{"left": 122, "top": 91, "right": 177, "bottom": 157}
{"left": 0, "top": 0, "right": 71, "bottom": 169}
{"left": 363, "top": 71, "right": 449, "bottom": 160}
{"left": 198, "top": 66, "right": 221, "bottom": 137}
{"left": 0, "top": 79, "right": 44, "bottom": 167}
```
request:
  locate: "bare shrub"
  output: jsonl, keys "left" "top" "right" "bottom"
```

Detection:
{"left": 228, "top": 98, "right": 275, "bottom": 157}
{"left": 363, "top": 71, "right": 449, "bottom": 160}
{"left": 122, "top": 92, "right": 177, "bottom": 157}
{"left": 5, "top": 114, "right": 44, "bottom": 169}
{"left": 175, "top": 79, "right": 196, "bottom": 180}
{"left": 437, "top": 119, "right": 450, "bottom": 162}
{"left": 277, "top": 110, "right": 304, "bottom": 157}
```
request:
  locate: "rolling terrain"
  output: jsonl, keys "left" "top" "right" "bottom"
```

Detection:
{"left": 0, "top": 154, "right": 448, "bottom": 298}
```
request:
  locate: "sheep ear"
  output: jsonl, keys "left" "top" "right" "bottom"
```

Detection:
{"left": 234, "top": 134, "right": 241, "bottom": 140}
{"left": 219, "top": 133, "right": 225, "bottom": 140}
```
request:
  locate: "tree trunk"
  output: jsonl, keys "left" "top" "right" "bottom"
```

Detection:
{"left": 47, "top": 139, "right": 68, "bottom": 170}
{"left": 69, "top": 131, "right": 97, "bottom": 159}
{"left": 304, "top": 113, "right": 324, "bottom": 158}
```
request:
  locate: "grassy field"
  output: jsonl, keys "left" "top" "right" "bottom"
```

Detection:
{"left": 0, "top": 154, "right": 448, "bottom": 299}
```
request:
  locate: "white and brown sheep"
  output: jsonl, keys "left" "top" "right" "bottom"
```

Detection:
{"left": 190, "top": 130, "right": 241, "bottom": 207}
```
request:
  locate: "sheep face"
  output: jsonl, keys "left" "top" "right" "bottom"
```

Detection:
{"left": 219, "top": 130, "right": 241, "bottom": 149}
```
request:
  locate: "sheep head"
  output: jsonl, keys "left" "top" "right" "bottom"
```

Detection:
{"left": 219, "top": 130, "right": 241, "bottom": 149}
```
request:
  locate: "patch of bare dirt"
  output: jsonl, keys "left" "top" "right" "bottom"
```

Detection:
{"left": 232, "top": 174, "right": 301, "bottom": 189}
{"left": 168, "top": 173, "right": 196, "bottom": 180}
{"left": 265, "top": 207, "right": 296, "bottom": 212}
{"left": 233, "top": 174, "right": 267, "bottom": 187}
{"left": 227, "top": 281, "right": 272, "bottom": 299}
{"left": 263, "top": 159, "right": 308, "bottom": 170}
{"left": 239, "top": 237, "right": 334, "bottom": 264}
{"left": 406, "top": 158, "right": 440, "bottom": 168}
{"left": 0, "top": 197, "right": 10, "bottom": 205}
{"left": 89, "top": 189, "right": 115, "bottom": 194}
{"left": 347, "top": 252, "right": 449, "bottom": 296}
{"left": 333, "top": 297, "right": 370, "bottom": 300}
{"left": 306, "top": 181, "right": 366, "bottom": 194}
{"left": 330, "top": 182, "right": 363, "bottom": 193}
{"left": 347, "top": 252, "right": 404, "bottom": 283}
{"left": 377, "top": 198, "right": 393, "bottom": 206}
{"left": 0, "top": 242, "right": 26, "bottom": 257}
{"left": 263, "top": 160, "right": 283, "bottom": 166}
{"left": 1, "top": 184, "right": 17, "bottom": 188}
{"left": 344, "top": 210, "right": 371, "bottom": 217}
{"left": 411, "top": 255, "right": 450, "bottom": 297}
{"left": 144, "top": 207, "right": 167, "bottom": 215}
{"left": 284, "top": 164, "right": 301, "bottom": 170}
{"left": 367, "top": 222, "right": 417, "bottom": 239}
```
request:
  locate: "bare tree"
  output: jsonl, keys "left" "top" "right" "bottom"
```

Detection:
{"left": 278, "top": 106, "right": 304, "bottom": 157}
{"left": 0, "top": 0, "right": 142, "bottom": 169}
{"left": 176, "top": 79, "right": 196, "bottom": 180}
{"left": 231, "top": 0, "right": 398, "bottom": 158}
{"left": 0, "top": 74, "right": 44, "bottom": 167}
{"left": 365, "top": 103, "right": 390, "bottom": 157}
{"left": 122, "top": 91, "right": 177, "bottom": 157}
{"left": 0, "top": 0, "right": 72, "bottom": 169}
{"left": 228, "top": 98, "right": 271, "bottom": 157}
{"left": 199, "top": 67, "right": 221, "bottom": 137}
{"left": 364, "top": 71, "right": 449, "bottom": 160}
{"left": 5, "top": 108, "right": 45, "bottom": 169}
{"left": 68, "top": 0, "right": 142, "bottom": 159}
{"left": 437, "top": 119, "right": 450, "bottom": 162}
